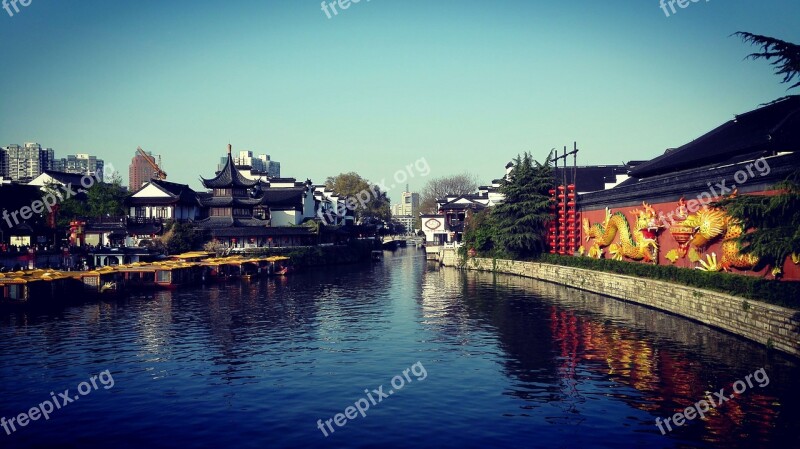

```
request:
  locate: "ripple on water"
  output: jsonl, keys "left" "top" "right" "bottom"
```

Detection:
{"left": 1, "top": 251, "right": 798, "bottom": 449}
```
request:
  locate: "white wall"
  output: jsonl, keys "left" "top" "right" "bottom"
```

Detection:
{"left": 271, "top": 210, "right": 301, "bottom": 227}
{"left": 303, "top": 186, "right": 316, "bottom": 220}
{"left": 133, "top": 183, "right": 171, "bottom": 198}
{"left": 421, "top": 216, "right": 446, "bottom": 244}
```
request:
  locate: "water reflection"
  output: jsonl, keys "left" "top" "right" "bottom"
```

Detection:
{"left": 436, "top": 268, "right": 800, "bottom": 448}
{"left": 0, "top": 250, "right": 798, "bottom": 449}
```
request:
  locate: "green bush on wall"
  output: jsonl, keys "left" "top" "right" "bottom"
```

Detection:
{"left": 535, "top": 254, "right": 800, "bottom": 309}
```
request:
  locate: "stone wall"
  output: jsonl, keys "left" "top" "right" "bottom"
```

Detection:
{"left": 438, "top": 248, "right": 459, "bottom": 267}
{"left": 447, "top": 256, "right": 800, "bottom": 358}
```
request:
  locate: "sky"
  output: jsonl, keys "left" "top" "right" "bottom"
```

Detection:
{"left": 1, "top": 0, "right": 798, "bottom": 201}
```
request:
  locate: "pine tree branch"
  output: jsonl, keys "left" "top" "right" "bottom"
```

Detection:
{"left": 734, "top": 32, "right": 800, "bottom": 90}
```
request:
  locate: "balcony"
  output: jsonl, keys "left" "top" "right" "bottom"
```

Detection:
{"left": 447, "top": 220, "right": 464, "bottom": 232}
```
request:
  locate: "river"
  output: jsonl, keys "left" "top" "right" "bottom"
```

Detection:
{"left": 1, "top": 248, "right": 798, "bottom": 448}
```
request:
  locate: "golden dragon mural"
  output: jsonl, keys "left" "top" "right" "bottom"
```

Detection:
{"left": 582, "top": 198, "right": 760, "bottom": 273}
{"left": 681, "top": 206, "right": 759, "bottom": 272}
{"left": 582, "top": 202, "right": 660, "bottom": 262}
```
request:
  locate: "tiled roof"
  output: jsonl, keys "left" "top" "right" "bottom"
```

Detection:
{"left": 553, "top": 166, "right": 629, "bottom": 193}
{"left": 39, "top": 170, "right": 87, "bottom": 186}
{"left": 195, "top": 216, "right": 270, "bottom": 229}
{"left": 260, "top": 188, "right": 305, "bottom": 209}
{"left": 127, "top": 197, "right": 179, "bottom": 206}
{"left": 199, "top": 196, "right": 263, "bottom": 207}
{"left": 201, "top": 152, "right": 259, "bottom": 188}
{"left": 630, "top": 96, "right": 800, "bottom": 178}
{"left": 440, "top": 202, "right": 487, "bottom": 211}
{"left": 151, "top": 179, "right": 198, "bottom": 202}
{"left": 127, "top": 179, "right": 198, "bottom": 206}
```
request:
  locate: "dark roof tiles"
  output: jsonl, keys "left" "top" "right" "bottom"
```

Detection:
{"left": 201, "top": 153, "right": 259, "bottom": 188}
{"left": 630, "top": 96, "right": 800, "bottom": 178}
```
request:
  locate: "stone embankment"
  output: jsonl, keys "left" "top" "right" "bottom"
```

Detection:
{"left": 440, "top": 249, "right": 800, "bottom": 358}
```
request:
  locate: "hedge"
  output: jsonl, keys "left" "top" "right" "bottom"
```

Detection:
{"left": 535, "top": 254, "right": 800, "bottom": 309}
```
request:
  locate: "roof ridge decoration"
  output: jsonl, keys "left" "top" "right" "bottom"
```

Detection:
{"left": 201, "top": 144, "right": 259, "bottom": 189}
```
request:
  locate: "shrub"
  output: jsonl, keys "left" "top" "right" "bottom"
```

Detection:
{"left": 536, "top": 254, "right": 800, "bottom": 309}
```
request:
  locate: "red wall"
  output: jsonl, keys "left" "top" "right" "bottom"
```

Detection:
{"left": 579, "top": 192, "right": 800, "bottom": 281}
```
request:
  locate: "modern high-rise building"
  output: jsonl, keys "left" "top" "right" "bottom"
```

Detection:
{"left": 40, "top": 147, "right": 55, "bottom": 171}
{"left": 52, "top": 153, "right": 105, "bottom": 180}
{"left": 391, "top": 191, "right": 420, "bottom": 233}
{"left": 0, "top": 143, "right": 104, "bottom": 183}
{"left": 397, "top": 191, "right": 420, "bottom": 217}
{"left": 129, "top": 150, "right": 162, "bottom": 191}
{"left": 2, "top": 142, "right": 46, "bottom": 182}
{"left": 218, "top": 150, "right": 280, "bottom": 180}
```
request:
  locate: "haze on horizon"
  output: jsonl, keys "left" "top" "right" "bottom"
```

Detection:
{"left": 1, "top": 0, "right": 798, "bottom": 200}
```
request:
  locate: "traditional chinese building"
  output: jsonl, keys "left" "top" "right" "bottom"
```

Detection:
{"left": 196, "top": 145, "right": 316, "bottom": 248}
{"left": 126, "top": 179, "right": 200, "bottom": 223}
{"left": 578, "top": 96, "right": 800, "bottom": 280}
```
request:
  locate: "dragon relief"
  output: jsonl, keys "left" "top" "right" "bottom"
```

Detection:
{"left": 681, "top": 206, "right": 759, "bottom": 272}
{"left": 582, "top": 202, "right": 660, "bottom": 262}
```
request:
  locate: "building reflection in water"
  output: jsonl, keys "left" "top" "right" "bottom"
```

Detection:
{"left": 425, "top": 267, "right": 794, "bottom": 447}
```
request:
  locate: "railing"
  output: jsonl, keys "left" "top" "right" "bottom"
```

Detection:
{"left": 86, "top": 216, "right": 127, "bottom": 225}
{"left": 448, "top": 223, "right": 465, "bottom": 232}
{"left": 127, "top": 217, "right": 167, "bottom": 225}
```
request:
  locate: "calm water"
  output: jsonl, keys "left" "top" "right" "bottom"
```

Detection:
{"left": 1, "top": 248, "right": 798, "bottom": 449}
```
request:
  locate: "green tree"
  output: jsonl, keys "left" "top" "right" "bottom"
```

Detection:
{"left": 735, "top": 32, "right": 800, "bottom": 91}
{"left": 158, "top": 221, "right": 202, "bottom": 255}
{"left": 325, "top": 172, "right": 391, "bottom": 223}
{"left": 712, "top": 33, "right": 800, "bottom": 274}
{"left": 491, "top": 152, "right": 553, "bottom": 259}
{"left": 87, "top": 173, "right": 127, "bottom": 217}
{"left": 42, "top": 183, "right": 90, "bottom": 228}
{"left": 460, "top": 208, "right": 496, "bottom": 257}
{"left": 714, "top": 169, "right": 800, "bottom": 274}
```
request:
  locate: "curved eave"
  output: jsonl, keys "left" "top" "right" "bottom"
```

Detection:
{"left": 201, "top": 152, "right": 260, "bottom": 189}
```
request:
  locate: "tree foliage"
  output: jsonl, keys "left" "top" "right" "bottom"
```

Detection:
{"left": 735, "top": 32, "right": 800, "bottom": 90}
{"left": 461, "top": 152, "right": 552, "bottom": 260}
{"left": 325, "top": 172, "right": 391, "bottom": 223}
{"left": 419, "top": 173, "right": 479, "bottom": 214}
{"left": 714, "top": 169, "right": 800, "bottom": 273}
{"left": 158, "top": 221, "right": 203, "bottom": 255}
{"left": 87, "top": 173, "right": 127, "bottom": 217}
{"left": 42, "top": 183, "right": 89, "bottom": 228}
{"left": 47, "top": 173, "right": 128, "bottom": 227}
{"left": 491, "top": 152, "right": 553, "bottom": 259}
{"left": 461, "top": 209, "right": 496, "bottom": 256}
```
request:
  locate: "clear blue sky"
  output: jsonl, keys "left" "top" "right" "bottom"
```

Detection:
{"left": 1, "top": 0, "right": 798, "bottom": 200}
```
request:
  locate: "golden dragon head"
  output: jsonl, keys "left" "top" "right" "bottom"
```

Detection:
{"left": 630, "top": 202, "right": 658, "bottom": 231}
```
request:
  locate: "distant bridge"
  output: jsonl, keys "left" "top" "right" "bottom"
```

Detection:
{"left": 381, "top": 236, "right": 424, "bottom": 249}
